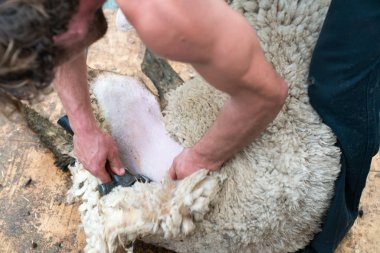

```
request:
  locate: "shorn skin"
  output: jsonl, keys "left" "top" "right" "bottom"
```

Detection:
{"left": 92, "top": 75, "right": 183, "bottom": 182}
{"left": 67, "top": 0, "right": 341, "bottom": 252}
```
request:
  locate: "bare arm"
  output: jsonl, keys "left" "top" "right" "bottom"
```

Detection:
{"left": 54, "top": 53, "right": 124, "bottom": 182}
{"left": 188, "top": 15, "right": 288, "bottom": 173}
{"left": 54, "top": 53, "right": 94, "bottom": 131}
{"left": 171, "top": 11, "right": 288, "bottom": 178}
{"left": 117, "top": 0, "right": 288, "bottom": 179}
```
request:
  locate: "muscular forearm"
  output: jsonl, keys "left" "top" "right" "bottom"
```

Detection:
{"left": 192, "top": 57, "right": 287, "bottom": 168}
{"left": 192, "top": 88, "right": 286, "bottom": 169}
{"left": 54, "top": 52, "right": 97, "bottom": 133}
{"left": 53, "top": 52, "right": 124, "bottom": 182}
{"left": 189, "top": 6, "right": 288, "bottom": 168}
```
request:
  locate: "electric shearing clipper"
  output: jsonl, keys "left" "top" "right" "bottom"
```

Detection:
{"left": 57, "top": 115, "right": 152, "bottom": 196}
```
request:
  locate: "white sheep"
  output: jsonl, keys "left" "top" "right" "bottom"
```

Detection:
{"left": 67, "top": 0, "right": 341, "bottom": 252}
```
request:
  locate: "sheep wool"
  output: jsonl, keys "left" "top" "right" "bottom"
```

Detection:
{"left": 68, "top": 75, "right": 225, "bottom": 252}
{"left": 67, "top": 0, "right": 341, "bottom": 252}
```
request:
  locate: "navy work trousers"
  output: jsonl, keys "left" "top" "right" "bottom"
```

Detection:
{"left": 299, "top": 0, "right": 380, "bottom": 252}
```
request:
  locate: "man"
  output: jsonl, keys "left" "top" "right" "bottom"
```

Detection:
{"left": 54, "top": 0, "right": 379, "bottom": 252}
{"left": 54, "top": 0, "right": 288, "bottom": 183}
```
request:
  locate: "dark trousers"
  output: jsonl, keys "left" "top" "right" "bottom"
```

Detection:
{"left": 298, "top": 0, "right": 380, "bottom": 252}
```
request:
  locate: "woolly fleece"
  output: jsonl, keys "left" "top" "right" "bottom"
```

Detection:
{"left": 67, "top": 0, "right": 341, "bottom": 252}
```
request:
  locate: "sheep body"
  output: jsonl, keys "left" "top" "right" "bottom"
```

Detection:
{"left": 68, "top": 0, "right": 341, "bottom": 252}
{"left": 157, "top": 1, "right": 339, "bottom": 252}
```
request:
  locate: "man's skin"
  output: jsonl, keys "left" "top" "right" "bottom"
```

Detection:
{"left": 54, "top": 0, "right": 288, "bottom": 183}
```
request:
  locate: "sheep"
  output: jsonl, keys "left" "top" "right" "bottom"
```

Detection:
{"left": 0, "top": 0, "right": 341, "bottom": 252}
{"left": 66, "top": 0, "right": 342, "bottom": 252}
{"left": 66, "top": 73, "right": 225, "bottom": 252}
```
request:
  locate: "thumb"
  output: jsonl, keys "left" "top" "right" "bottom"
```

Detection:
{"left": 97, "top": 168, "right": 112, "bottom": 183}
{"left": 108, "top": 151, "right": 125, "bottom": 176}
{"left": 91, "top": 159, "right": 112, "bottom": 183}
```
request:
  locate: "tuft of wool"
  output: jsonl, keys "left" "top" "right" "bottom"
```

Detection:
{"left": 68, "top": 162, "right": 224, "bottom": 252}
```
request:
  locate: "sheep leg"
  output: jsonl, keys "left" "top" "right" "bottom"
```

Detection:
{"left": 22, "top": 104, "right": 75, "bottom": 171}
{"left": 141, "top": 49, "right": 184, "bottom": 109}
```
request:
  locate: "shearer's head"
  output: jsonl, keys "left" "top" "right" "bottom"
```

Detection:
{"left": 0, "top": 0, "right": 107, "bottom": 103}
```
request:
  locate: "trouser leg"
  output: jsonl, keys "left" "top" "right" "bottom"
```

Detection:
{"left": 298, "top": 0, "right": 380, "bottom": 252}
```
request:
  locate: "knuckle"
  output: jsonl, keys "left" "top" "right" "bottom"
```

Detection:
{"left": 73, "top": 148, "right": 81, "bottom": 157}
{"left": 87, "top": 167, "right": 97, "bottom": 175}
{"left": 173, "top": 158, "right": 180, "bottom": 166}
{"left": 88, "top": 163, "right": 100, "bottom": 174}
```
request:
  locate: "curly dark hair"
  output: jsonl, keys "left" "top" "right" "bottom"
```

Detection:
{"left": 0, "top": 0, "right": 78, "bottom": 98}
{"left": 0, "top": 0, "right": 107, "bottom": 116}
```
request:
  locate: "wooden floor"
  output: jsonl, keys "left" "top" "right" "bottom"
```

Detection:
{"left": 0, "top": 10, "right": 378, "bottom": 253}
{"left": 0, "top": 93, "right": 85, "bottom": 252}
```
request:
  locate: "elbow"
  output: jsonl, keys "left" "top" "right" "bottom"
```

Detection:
{"left": 247, "top": 77, "right": 288, "bottom": 116}
{"left": 262, "top": 78, "right": 288, "bottom": 116}
{"left": 231, "top": 78, "right": 288, "bottom": 119}
{"left": 252, "top": 77, "right": 288, "bottom": 112}
{"left": 274, "top": 79, "right": 288, "bottom": 110}
{"left": 257, "top": 79, "right": 288, "bottom": 122}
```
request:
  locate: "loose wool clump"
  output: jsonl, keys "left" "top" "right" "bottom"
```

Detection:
{"left": 68, "top": 162, "right": 223, "bottom": 252}
{"left": 67, "top": 0, "right": 341, "bottom": 252}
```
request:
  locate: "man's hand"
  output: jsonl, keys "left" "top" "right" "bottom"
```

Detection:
{"left": 74, "top": 126, "right": 125, "bottom": 183}
{"left": 168, "top": 148, "right": 223, "bottom": 180}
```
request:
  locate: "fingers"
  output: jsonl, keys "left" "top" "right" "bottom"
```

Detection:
{"left": 72, "top": 128, "right": 125, "bottom": 183}
{"left": 74, "top": 150, "right": 110, "bottom": 182}
{"left": 95, "top": 167, "right": 112, "bottom": 183}
{"left": 87, "top": 159, "right": 112, "bottom": 183}
{"left": 108, "top": 149, "right": 125, "bottom": 176}
{"left": 87, "top": 149, "right": 124, "bottom": 182}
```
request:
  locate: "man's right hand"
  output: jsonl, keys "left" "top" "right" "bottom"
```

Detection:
{"left": 73, "top": 126, "right": 125, "bottom": 183}
{"left": 54, "top": 53, "right": 125, "bottom": 183}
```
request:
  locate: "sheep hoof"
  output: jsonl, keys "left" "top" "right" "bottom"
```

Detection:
{"left": 54, "top": 154, "right": 76, "bottom": 172}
